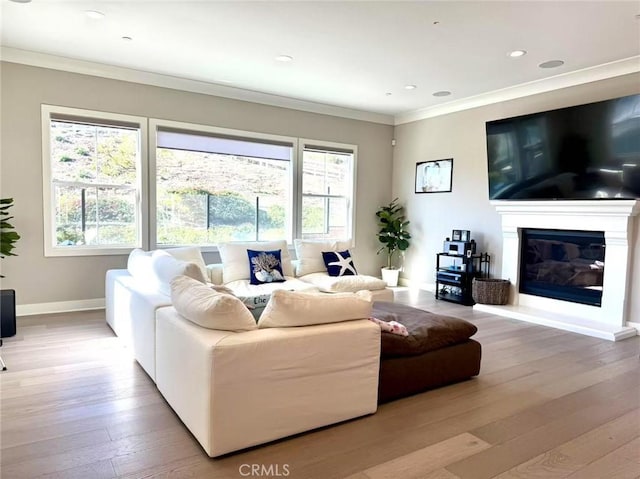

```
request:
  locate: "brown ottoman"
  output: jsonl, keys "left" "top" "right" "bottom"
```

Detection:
{"left": 372, "top": 301, "right": 481, "bottom": 403}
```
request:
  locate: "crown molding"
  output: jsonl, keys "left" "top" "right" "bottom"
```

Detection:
{"left": 2, "top": 47, "right": 637, "bottom": 128}
{"left": 0, "top": 47, "right": 395, "bottom": 126}
{"left": 394, "top": 56, "right": 640, "bottom": 126}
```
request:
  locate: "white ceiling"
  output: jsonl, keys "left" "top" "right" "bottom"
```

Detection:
{"left": 2, "top": 1, "right": 639, "bottom": 123}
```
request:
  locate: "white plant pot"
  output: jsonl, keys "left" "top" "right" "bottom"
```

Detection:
{"left": 381, "top": 268, "right": 400, "bottom": 287}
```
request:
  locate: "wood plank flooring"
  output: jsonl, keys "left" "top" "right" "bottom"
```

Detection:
{"left": 1, "top": 290, "right": 638, "bottom": 478}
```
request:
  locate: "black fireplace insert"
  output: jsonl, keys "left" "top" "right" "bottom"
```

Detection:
{"left": 519, "top": 228, "right": 605, "bottom": 306}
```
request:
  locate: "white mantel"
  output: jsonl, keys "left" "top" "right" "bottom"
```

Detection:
{"left": 475, "top": 200, "right": 640, "bottom": 341}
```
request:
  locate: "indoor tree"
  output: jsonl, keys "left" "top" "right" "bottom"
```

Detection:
{"left": 0, "top": 198, "right": 20, "bottom": 278}
{"left": 376, "top": 197, "right": 411, "bottom": 270}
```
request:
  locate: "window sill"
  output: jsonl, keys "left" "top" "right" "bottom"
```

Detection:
{"left": 44, "top": 246, "right": 139, "bottom": 257}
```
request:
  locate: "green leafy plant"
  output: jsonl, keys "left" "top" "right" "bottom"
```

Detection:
{"left": 0, "top": 198, "right": 20, "bottom": 278}
{"left": 376, "top": 198, "right": 411, "bottom": 269}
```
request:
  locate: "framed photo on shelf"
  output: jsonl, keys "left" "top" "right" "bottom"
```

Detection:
{"left": 452, "top": 229, "right": 471, "bottom": 241}
{"left": 415, "top": 158, "right": 453, "bottom": 194}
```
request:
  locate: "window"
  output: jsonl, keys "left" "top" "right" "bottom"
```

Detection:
{"left": 42, "top": 106, "right": 147, "bottom": 256}
{"left": 151, "top": 120, "right": 295, "bottom": 247}
{"left": 43, "top": 111, "right": 357, "bottom": 254}
{"left": 299, "top": 140, "right": 356, "bottom": 241}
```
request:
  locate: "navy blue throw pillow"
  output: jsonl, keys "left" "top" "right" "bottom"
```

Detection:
{"left": 322, "top": 250, "right": 358, "bottom": 277}
{"left": 247, "top": 249, "right": 286, "bottom": 285}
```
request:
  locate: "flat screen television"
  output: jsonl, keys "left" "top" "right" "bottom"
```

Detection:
{"left": 486, "top": 94, "right": 640, "bottom": 200}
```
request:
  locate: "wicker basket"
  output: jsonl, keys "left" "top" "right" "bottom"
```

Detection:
{"left": 472, "top": 278, "right": 510, "bottom": 305}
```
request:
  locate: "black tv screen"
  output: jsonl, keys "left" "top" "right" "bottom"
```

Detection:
{"left": 486, "top": 94, "right": 640, "bottom": 200}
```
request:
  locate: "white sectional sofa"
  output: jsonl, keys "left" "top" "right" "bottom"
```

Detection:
{"left": 155, "top": 305, "right": 380, "bottom": 457}
{"left": 105, "top": 241, "right": 387, "bottom": 456}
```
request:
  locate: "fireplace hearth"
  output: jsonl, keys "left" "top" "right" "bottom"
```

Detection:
{"left": 475, "top": 200, "right": 639, "bottom": 341}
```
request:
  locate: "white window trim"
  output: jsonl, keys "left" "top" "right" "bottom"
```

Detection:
{"left": 297, "top": 138, "right": 357, "bottom": 247}
{"left": 149, "top": 118, "right": 298, "bottom": 252}
{"left": 41, "top": 105, "right": 148, "bottom": 257}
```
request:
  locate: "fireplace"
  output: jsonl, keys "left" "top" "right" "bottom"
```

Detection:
{"left": 519, "top": 228, "right": 605, "bottom": 307}
{"left": 475, "top": 200, "right": 639, "bottom": 341}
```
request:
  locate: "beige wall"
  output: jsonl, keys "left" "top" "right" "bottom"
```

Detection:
{"left": 392, "top": 72, "right": 640, "bottom": 321}
{"left": 0, "top": 62, "right": 393, "bottom": 305}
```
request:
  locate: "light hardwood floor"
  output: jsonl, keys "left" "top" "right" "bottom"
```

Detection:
{"left": 1, "top": 290, "right": 639, "bottom": 479}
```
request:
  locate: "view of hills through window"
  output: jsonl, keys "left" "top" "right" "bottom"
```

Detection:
{"left": 51, "top": 120, "right": 139, "bottom": 247}
{"left": 301, "top": 149, "right": 350, "bottom": 240}
{"left": 50, "top": 119, "right": 352, "bottom": 248}
{"left": 156, "top": 148, "right": 290, "bottom": 244}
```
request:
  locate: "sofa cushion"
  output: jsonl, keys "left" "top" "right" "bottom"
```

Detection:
{"left": 165, "top": 246, "right": 208, "bottom": 282}
{"left": 218, "top": 240, "right": 294, "bottom": 283}
{"left": 171, "top": 276, "right": 257, "bottom": 331}
{"left": 298, "top": 272, "right": 387, "bottom": 293}
{"left": 127, "top": 248, "right": 206, "bottom": 295}
{"left": 224, "top": 277, "right": 320, "bottom": 321}
{"left": 127, "top": 248, "right": 154, "bottom": 283}
{"left": 293, "top": 239, "right": 351, "bottom": 276}
{"left": 322, "top": 250, "right": 357, "bottom": 276}
{"left": 248, "top": 249, "right": 286, "bottom": 285}
{"left": 258, "top": 289, "right": 373, "bottom": 328}
{"left": 225, "top": 277, "right": 319, "bottom": 296}
{"left": 152, "top": 250, "right": 207, "bottom": 296}
{"left": 372, "top": 301, "right": 478, "bottom": 358}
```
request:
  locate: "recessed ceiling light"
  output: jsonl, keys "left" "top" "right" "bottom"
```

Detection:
{"left": 433, "top": 21, "right": 440, "bottom": 25}
{"left": 508, "top": 50, "right": 527, "bottom": 58}
{"left": 121, "top": 36, "right": 133, "bottom": 41}
{"left": 385, "top": 92, "right": 392, "bottom": 96}
{"left": 433, "top": 91, "right": 451, "bottom": 97}
{"left": 539, "top": 60, "right": 565, "bottom": 69}
{"left": 404, "top": 84, "right": 417, "bottom": 90}
{"left": 275, "top": 55, "right": 293, "bottom": 62}
{"left": 9, "top": 0, "right": 31, "bottom": 3}
{"left": 85, "top": 10, "right": 105, "bottom": 19}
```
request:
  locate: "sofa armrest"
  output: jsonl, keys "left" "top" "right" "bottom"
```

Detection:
{"left": 105, "top": 269, "right": 172, "bottom": 381}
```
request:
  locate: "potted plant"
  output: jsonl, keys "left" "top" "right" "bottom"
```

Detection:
{"left": 1, "top": 198, "right": 20, "bottom": 340}
{"left": 0, "top": 198, "right": 20, "bottom": 274}
{"left": 375, "top": 198, "right": 411, "bottom": 287}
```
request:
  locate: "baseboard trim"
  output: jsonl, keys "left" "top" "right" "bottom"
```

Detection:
{"left": 17, "top": 298, "right": 105, "bottom": 317}
{"left": 397, "top": 278, "right": 436, "bottom": 292}
{"left": 474, "top": 303, "right": 637, "bottom": 341}
{"left": 625, "top": 321, "right": 640, "bottom": 335}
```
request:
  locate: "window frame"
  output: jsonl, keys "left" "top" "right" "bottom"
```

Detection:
{"left": 297, "top": 138, "right": 357, "bottom": 246}
{"left": 41, "top": 110, "right": 358, "bottom": 256}
{"left": 41, "top": 105, "right": 148, "bottom": 257}
{"left": 149, "top": 118, "right": 298, "bottom": 252}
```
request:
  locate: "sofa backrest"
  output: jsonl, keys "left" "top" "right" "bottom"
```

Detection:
{"left": 217, "top": 240, "right": 294, "bottom": 283}
{"left": 206, "top": 260, "right": 300, "bottom": 285}
{"left": 127, "top": 248, "right": 208, "bottom": 295}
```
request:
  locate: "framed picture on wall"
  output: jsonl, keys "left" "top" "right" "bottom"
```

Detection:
{"left": 415, "top": 158, "right": 453, "bottom": 193}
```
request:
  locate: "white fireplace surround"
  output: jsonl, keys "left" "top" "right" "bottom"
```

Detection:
{"left": 475, "top": 200, "right": 640, "bottom": 341}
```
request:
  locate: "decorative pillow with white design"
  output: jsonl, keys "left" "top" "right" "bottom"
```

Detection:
{"left": 293, "top": 239, "right": 352, "bottom": 276}
{"left": 322, "top": 250, "right": 358, "bottom": 277}
{"left": 218, "top": 240, "right": 294, "bottom": 283}
{"left": 247, "top": 249, "right": 286, "bottom": 285}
